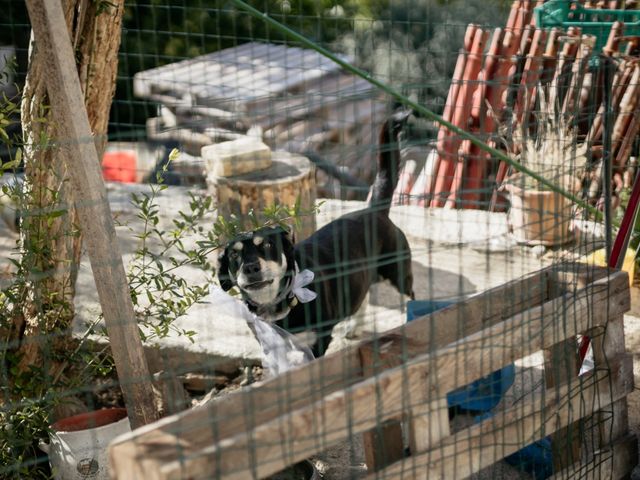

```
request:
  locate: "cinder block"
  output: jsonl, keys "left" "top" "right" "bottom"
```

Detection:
{"left": 202, "top": 137, "right": 272, "bottom": 177}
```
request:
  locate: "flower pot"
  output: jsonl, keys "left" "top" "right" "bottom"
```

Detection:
{"left": 39, "top": 408, "right": 131, "bottom": 480}
{"left": 505, "top": 181, "right": 574, "bottom": 246}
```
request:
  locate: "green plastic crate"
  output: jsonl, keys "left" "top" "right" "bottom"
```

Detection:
{"left": 534, "top": 0, "right": 640, "bottom": 53}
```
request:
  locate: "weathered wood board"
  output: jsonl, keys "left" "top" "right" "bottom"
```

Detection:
{"left": 109, "top": 265, "right": 635, "bottom": 479}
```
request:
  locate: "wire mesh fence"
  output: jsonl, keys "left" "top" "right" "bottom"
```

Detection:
{"left": 0, "top": 0, "right": 639, "bottom": 479}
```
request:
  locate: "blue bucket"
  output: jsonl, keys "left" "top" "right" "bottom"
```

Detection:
{"left": 407, "top": 300, "right": 515, "bottom": 412}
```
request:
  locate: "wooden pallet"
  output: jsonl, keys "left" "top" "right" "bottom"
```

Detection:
{"left": 133, "top": 42, "right": 377, "bottom": 132}
{"left": 109, "top": 263, "right": 636, "bottom": 479}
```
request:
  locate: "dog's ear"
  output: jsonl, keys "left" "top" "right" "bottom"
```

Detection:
{"left": 269, "top": 224, "right": 295, "bottom": 246}
{"left": 217, "top": 248, "right": 235, "bottom": 291}
{"left": 284, "top": 227, "right": 295, "bottom": 245}
{"left": 278, "top": 227, "right": 296, "bottom": 270}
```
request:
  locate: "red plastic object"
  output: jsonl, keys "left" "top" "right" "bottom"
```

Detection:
{"left": 102, "top": 150, "right": 137, "bottom": 183}
{"left": 51, "top": 408, "right": 128, "bottom": 433}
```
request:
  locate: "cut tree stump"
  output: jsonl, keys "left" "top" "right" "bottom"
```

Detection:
{"left": 209, "top": 151, "right": 316, "bottom": 239}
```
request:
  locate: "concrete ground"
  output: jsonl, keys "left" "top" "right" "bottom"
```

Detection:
{"left": 70, "top": 184, "right": 549, "bottom": 372}
{"left": 1, "top": 182, "right": 638, "bottom": 478}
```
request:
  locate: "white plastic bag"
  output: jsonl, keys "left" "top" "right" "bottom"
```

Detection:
{"left": 207, "top": 287, "right": 314, "bottom": 377}
{"left": 247, "top": 316, "right": 315, "bottom": 377}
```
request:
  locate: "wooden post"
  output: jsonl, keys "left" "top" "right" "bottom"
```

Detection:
{"left": 408, "top": 399, "right": 450, "bottom": 455}
{"left": 591, "top": 315, "right": 631, "bottom": 445}
{"left": 24, "top": 0, "right": 158, "bottom": 428}
{"left": 359, "top": 335, "right": 406, "bottom": 471}
{"left": 358, "top": 333, "right": 451, "bottom": 471}
{"left": 543, "top": 337, "right": 582, "bottom": 472}
{"left": 544, "top": 271, "right": 583, "bottom": 472}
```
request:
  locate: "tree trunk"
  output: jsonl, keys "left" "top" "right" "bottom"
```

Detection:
{"left": 16, "top": 0, "right": 124, "bottom": 370}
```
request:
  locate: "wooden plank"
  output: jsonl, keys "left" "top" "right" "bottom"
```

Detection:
{"left": 591, "top": 315, "right": 631, "bottom": 447}
{"left": 547, "top": 263, "right": 611, "bottom": 294}
{"left": 361, "top": 421, "right": 405, "bottom": 472}
{"left": 402, "top": 266, "right": 549, "bottom": 352}
{"left": 237, "top": 47, "right": 308, "bottom": 94}
{"left": 248, "top": 76, "right": 377, "bottom": 131}
{"left": 109, "top": 269, "right": 629, "bottom": 479}
{"left": 24, "top": 0, "right": 158, "bottom": 428}
{"left": 134, "top": 42, "right": 264, "bottom": 96}
{"left": 359, "top": 335, "right": 407, "bottom": 471}
{"left": 376, "top": 354, "right": 634, "bottom": 480}
{"left": 544, "top": 337, "right": 582, "bottom": 471}
{"left": 546, "top": 268, "right": 627, "bottom": 470}
{"left": 548, "top": 434, "right": 638, "bottom": 480}
{"left": 248, "top": 73, "right": 375, "bottom": 117}
{"left": 543, "top": 263, "right": 589, "bottom": 473}
{"left": 358, "top": 332, "right": 451, "bottom": 469}
{"left": 407, "top": 398, "right": 450, "bottom": 454}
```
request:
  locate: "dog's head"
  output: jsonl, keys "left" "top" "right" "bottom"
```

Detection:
{"left": 218, "top": 226, "right": 296, "bottom": 306}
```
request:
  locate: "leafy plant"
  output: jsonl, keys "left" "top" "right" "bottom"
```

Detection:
{"left": 0, "top": 397, "right": 51, "bottom": 479}
{"left": 0, "top": 87, "right": 54, "bottom": 479}
{"left": 125, "top": 191, "right": 213, "bottom": 340}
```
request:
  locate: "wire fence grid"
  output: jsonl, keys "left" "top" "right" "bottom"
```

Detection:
{"left": 0, "top": 0, "right": 638, "bottom": 479}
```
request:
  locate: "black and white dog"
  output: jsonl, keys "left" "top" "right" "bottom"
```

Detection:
{"left": 218, "top": 111, "right": 415, "bottom": 356}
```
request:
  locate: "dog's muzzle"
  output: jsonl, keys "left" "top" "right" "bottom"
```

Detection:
{"left": 243, "top": 279, "right": 274, "bottom": 290}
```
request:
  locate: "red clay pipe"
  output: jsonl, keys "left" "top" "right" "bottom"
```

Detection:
{"left": 603, "top": 21, "right": 624, "bottom": 57}
{"left": 505, "top": 1, "right": 522, "bottom": 32}
{"left": 611, "top": 65, "right": 640, "bottom": 164}
{"left": 445, "top": 141, "right": 470, "bottom": 208}
{"left": 453, "top": 30, "right": 500, "bottom": 208}
{"left": 515, "top": 28, "right": 547, "bottom": 123}
{"left": 548, "top": 28, "right": 580, "bottom": 111}
{"left": 421, "top": 46, "right": 470, "bottom": 206}
{"left": 463, "top": 30, "right": 520, "bottom": 209}
{"left": 616, "top": 109, "right": 640, "bottom": 171}
{"left": 464, "top": 23, "right": 479, "bottom": 51}
{"left": 423, "top": 23, "right": 477, "bottom": 206}
{"left": 540, "top": 28, "right": 561, "bottom": 86}
{"left": 512, "top": 0, "right": 533, "bottom": 39}
{"left": 471, "top": 28, "right": 503, "bottom": 122}
{"left": 431, "top": 27, "right": 488, "bottom": 207}
{"left": 587, "top": 61, "right": 634, "bottom": 148}
{"left": 562, "top": 37, "right": 593, "bottom": 116}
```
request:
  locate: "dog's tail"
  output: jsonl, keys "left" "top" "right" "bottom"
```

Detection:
{"left": 369, "top": 109, "right": 411, "bottom": 215}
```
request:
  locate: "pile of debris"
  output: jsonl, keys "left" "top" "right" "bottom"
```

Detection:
{"left": 134, "top": 42, "right": 387, "bottom": 197}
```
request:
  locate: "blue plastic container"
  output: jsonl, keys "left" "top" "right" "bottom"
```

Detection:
{"left": 408, "top": 300, "right": 552, "bottom": 478}
{"left": 407, "top": 299, "right": 515, "bottom": 412}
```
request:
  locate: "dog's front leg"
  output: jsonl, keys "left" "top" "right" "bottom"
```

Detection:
{"left": 343, "top": 291, "right": 370, "bottom": 339}
{"left": 293, "top": 330, "right": 317, "bottom": 350}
